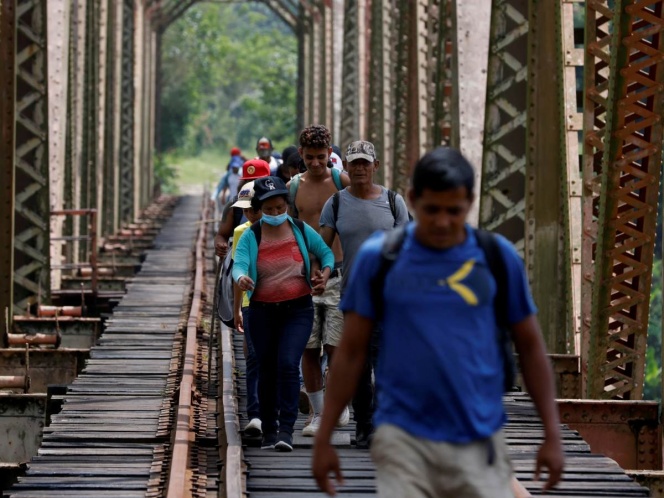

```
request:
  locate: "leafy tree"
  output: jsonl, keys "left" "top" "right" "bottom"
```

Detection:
{"left": 159, "top": 2, "right": 298, "bottom": 157}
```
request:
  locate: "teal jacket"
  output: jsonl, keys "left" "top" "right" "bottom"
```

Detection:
{"left": 232, "top": 216, "right": 334, "bottom": 300}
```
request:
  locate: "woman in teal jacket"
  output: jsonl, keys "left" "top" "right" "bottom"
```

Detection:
{"left": 233, "top": 176, "right": 334, "bottom": 452}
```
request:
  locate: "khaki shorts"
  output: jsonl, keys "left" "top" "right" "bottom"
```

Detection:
{"left": 306, "top": 275, "right": 343, "bottom": 348}
{"left": 371, "top": 424, "right": 513, "bottom": 498}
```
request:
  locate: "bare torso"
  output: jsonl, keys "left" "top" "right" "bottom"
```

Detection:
{"left": 292, "top": 172, "right": 344, "bottom": 262}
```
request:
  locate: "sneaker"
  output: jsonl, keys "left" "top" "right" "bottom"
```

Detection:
{"left": 244, "top": 418, "right": 262, "bottom": 437}
{"left": 302, "top": 415, "right": 321, "bottom": 437}
{"left": 275, "top": 432, "right": 293, "bottom": 452}
{"left": 336, "top": 406, "right": 350, "bottom": 427}
{"left": 355, "top": 423, "right": 374, "bottom": 450}
{"left": 298, "top": 388, "right": 311, "bottom": 415}
{"left": 261, "top": 432, "right": 278, "bottom": 450}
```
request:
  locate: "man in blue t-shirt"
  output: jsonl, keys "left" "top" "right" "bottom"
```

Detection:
{"left": 312, "top": 148, "right": 563, "bottom": 497}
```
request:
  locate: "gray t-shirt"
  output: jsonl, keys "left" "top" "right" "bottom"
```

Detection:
{"left": 320, "top": 187, "right": 409, "bottom": 292}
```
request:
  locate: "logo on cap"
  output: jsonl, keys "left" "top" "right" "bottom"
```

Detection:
{"left": 346, "top": 141, "right": 376, "bottom": 162}
{"left": 265, "top": 179, "right": 276, "bottom": 190}
{"left": 246, "top": 165, "right": 256, "bottom": 175}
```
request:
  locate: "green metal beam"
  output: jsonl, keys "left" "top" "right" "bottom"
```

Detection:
{"left": 0, "top": 0, "right": 16, "bottom": 325}
{"left": 13, "top": 0, "right": 50, "bottom": 313}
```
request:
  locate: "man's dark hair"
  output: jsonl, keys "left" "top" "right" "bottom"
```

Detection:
{"left": 299, "top": 124, "right": 331, "bottom": 150}
{"left": 250, "top": 193, "right": 290, "bottom": 212}
{"left": 412, "top": 147, "right": 474, "bottom": 198}
{"left": 281, "top": 145, "right": 298, "bottom": 163}
{"left": 285, "top": 151, "right": 304, "bottom": 173}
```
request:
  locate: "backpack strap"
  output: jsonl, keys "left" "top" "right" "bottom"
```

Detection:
{"left": 331, "top": 192, "right": 341, "bottom": 232}
{"left": 387, "top": 189, "right": 397, "bottom": 224}
{"left": 370, "top": 226, "right": 408, "bottom": 319}
{"left": 250, "top": 220, "right": 262, "bottom": 246}
{"left": 289, "top": 174, "right": 302, "bottom": 218}
{"left": 474, "top": 229, "right": 516, "bottom": 392}
{"left": 292, "top": 218, "right": 308, "bottom": 248}
{"left": 331, "top": 167, "right": 343, "bottom": 191}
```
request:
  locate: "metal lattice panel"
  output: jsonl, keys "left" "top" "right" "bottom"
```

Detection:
{"left": 390, "top": 0, "right": 411, "bottom": 192}
{"left": 479, "top": 0, "right": 528, "bottom": 254}
{"left": 13, "top": 0, "right": 50, "bottom": 314}
{"left": 339, "top": 0, "right": 359, "bottom": 148}
{"left": 119, "top": 0, "right": 134, "bottom": 224}
{"left": 586, "top": 0, "right": 664, "bottom": 400}
{"left": 0, "top": 0, "right": 16, "bottom": 320}
{"left": 581, "top": 0, "right": 615, "bottom": 393}
{"left": 368, "top": 0, "right": 393, "bottom": 185}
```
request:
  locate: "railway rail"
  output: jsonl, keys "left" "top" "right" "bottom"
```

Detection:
{"left": 4, "top": 193, "right": 655, "bottom": 498}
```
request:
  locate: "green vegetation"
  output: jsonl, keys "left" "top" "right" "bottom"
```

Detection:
{"left": 645, "top": 259, "right": 662, "bottom": 401}
{"left": 159, "top": 2, "right": 298, "bottom": 165}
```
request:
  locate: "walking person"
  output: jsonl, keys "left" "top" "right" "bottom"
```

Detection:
{"left": 287, "top": 124, "right": 350, "bottom": 436}
{"left": 233, "top": 176, "right": 335, "bottom": 452}
{"left": 312, "top": 147, "right": 563, "bottom": 496}
{"left": 318, "top": 140, "right": 409, "bottom": 448}
{"left": 230, "top": 181, "right": 263, "bottom": 437}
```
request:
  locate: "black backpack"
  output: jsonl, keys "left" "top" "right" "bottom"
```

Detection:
{"left": 370, "top": 226, "right": 517, "bottom": 392}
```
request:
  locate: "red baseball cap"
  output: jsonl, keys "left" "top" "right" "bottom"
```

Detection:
{"left": 241, "top": 159, "right": 271, "bottom": 180}
{"left": 230, "top": 147, "right": 241, "bottom": 156}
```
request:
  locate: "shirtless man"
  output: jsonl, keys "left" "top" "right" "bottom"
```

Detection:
{"left": 287, "top": 124, "right": 350, "bottom": 436}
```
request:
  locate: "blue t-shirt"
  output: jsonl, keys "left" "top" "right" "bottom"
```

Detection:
{"left": 339, "top": 223, "right": 536, "bottom": 443}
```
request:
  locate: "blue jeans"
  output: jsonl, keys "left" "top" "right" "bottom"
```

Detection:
{"left": 247, "top": 295, "right": 314, "bottom": 436}
{"left": 242, "top": 307, "right": 260, "bottom": 420}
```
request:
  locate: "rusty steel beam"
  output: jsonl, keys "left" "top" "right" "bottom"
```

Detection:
{"left": 14, "top": 0, "right": 51, "bottom": 314}
{"left": 559, "top": 400, "right": 661, "bottom": 470}
{"left": 0, "top": 0, "right": 16, "bottom": 323}
{"left": 525, "top": 0, "right": 567, "bottom": 353}
{"left": 586, "top": 0, "right": 664, "bottom": 400}
{"left": 428, "top": 0, "right": 454, "bottom": 150}
{"left": 581, "top": 0, "right": 615, "bottom": 395}
{"left": 119, "top": 0, "right": 134, "bottom": 224}
{"left": 480, "top": 0, "right": 528, "bottom": 254}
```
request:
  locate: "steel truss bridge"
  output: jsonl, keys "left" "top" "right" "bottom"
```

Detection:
{"left": 2, "top": 0, "right": 664, "bottom": 483}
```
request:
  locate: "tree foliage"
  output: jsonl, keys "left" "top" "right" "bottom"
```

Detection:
{"left": 159, "top": 3, "right": 298, "bottom": 157}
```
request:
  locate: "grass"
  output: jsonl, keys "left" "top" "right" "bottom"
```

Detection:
{"left": 163, "top": 149, "right": 228, "bottom": 194}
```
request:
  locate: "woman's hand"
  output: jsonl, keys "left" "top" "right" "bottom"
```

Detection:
{"left": 234, "top": 312, "right": 244, "bottom": 333}
{"left": 238, "top": 275, "right": 255, "bottom": 292}
{"left": 311, "top": 269, "right": 330, "bottom": 296}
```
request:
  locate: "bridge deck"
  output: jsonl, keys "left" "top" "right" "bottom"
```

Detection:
{"left": 235, "top": 338, "right": 650, "bottom": 497}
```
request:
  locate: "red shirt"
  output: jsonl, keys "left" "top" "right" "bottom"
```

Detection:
{"left": 252, "top": 233, "right": 311, "bottom": 302}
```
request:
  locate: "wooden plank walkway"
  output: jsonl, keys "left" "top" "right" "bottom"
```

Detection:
{"left": 234, "top": 336, "right": 650, "bottom": 497}
{"left": 7, "top": 196, "right": 201, "bottom": 498}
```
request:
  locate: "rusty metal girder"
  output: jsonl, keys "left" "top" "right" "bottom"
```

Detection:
{"left": 586, "top": 0, "right": 664, "bottom": 400}
{"left": 14, "top": 0, "right": 50, "bottom": 314}
{"left": 428, "top": 0, "right": 454, "bottom": 149}
{"left": 581, "top": 0, "right": 615, "bottom": 395}
{"left": 0, "top": 0, "right": 16, "bottom": 322}
{"left": 558, "top": 399, "right": 661, "bottom": 470}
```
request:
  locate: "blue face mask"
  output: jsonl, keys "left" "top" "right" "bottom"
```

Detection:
{"left": 262, "top": 213, "right": 288, "bottom": 226}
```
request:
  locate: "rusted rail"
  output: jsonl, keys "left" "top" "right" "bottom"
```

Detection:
{"left": 221, "top": 325, "right": 243, "bottom": 497}
{"left": 166, "top": 199, "right": 209, "bottom": 497}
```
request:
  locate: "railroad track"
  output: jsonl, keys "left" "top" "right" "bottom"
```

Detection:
{"left": 6, "top": 195, "right": 220, "bottom": 498}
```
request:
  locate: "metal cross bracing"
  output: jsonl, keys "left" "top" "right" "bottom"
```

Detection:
{"left": 0, "top": 0, "right": 17, "bottom": 321}
{"left": 480, "top": 0, "right": 528, "bottom": 255}
{"left": 585, "top": 0, "right": 664, "bottom": 401}
{"left": 13, "top": 0, "right": 50, "bottom": 315}
{"left": 119, "top": 0, "right": 134, "bottom": 225}
{"left": 427, "top": 0, "right": 454, "bottom": 150}
{"left": 339, "top": 0, "right": 360, "bottom": 149}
